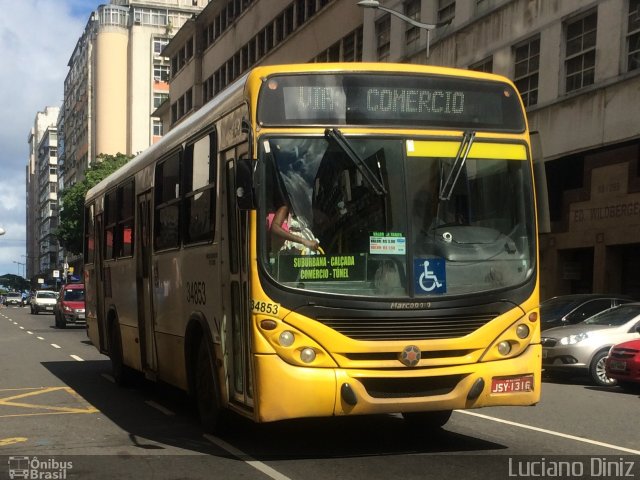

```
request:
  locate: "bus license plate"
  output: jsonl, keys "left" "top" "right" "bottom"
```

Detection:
{"left": 491, "top": 375, "right": 533, "bottom": 394}
{"left": 608, "top": 360, "right": 627, "bottom": 372}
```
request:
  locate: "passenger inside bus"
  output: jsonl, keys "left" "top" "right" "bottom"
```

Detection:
{"left": 266, "top": 157, "right": 320, "bottom": 254}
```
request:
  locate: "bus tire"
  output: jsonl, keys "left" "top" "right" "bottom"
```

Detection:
{"left": 109, "top": 323, "right": 130, "bottom": 387}
{"left": 195, "top": 337, "right": 225, "bottom": 433}
{"left": 402, "top": 410, "right": 452, "bottom": 429}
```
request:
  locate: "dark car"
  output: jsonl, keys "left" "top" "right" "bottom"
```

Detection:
{"left": 540, "top": 294, "right": 633, "bottom": 331}
{"left": 54, "top": 283, "right": 85, "bottom": 328}
{"left": 605, "top": 338, "right": 640, "bottom": 392}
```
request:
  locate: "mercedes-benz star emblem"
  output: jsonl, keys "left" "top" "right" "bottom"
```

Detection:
{"left": 399, "top": 345, "right": 421, "bottom": 367}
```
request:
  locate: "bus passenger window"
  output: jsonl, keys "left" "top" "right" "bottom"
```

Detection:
{"left": 154, "top": 151, "right": 181, "bottom": 250}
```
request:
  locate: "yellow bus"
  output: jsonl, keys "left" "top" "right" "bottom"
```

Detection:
{"left": 84, "top": 63, "right": 541, "bottom": 431}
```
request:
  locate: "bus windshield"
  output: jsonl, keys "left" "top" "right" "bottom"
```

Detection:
{"left": 259, "top": 135, "right": 535, "bottom": 298}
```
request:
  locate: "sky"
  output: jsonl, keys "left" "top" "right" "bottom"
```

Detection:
{"left": 0, "top": 0, "right": 99, "bottom": 282}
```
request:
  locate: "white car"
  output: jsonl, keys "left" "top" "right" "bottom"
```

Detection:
{"left": 30, "top": 290, "right": 58, "bottom": 314}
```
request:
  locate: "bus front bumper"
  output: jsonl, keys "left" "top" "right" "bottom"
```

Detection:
{"left": 254, "top": 343, "right": 541, "bottom": 423}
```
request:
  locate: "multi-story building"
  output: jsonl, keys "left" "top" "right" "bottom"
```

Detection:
{"left": 157, "top": 0, "right": 364, "bottom": 129}
{"left": 163, "top": 0, "right": 640, "bottom": 300}
{"left": 36, "top": 126, "right": 60, "bottom": 284}
{"left": 59, "top": 0, "right": 207, "bottom": 189}
{"left": 54, "top": 0, "right": 207, "bottom": 277}
{"left": 26, "top": 107, "right": 60, "bottom": 283}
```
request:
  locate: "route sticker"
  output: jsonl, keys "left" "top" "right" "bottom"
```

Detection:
{"left": 0, "top": 387, "right": 98, "bottom": 418}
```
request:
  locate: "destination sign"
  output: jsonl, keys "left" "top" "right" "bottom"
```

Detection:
{"left": 258, "top": 73, "right": 525, "bottom": 132}
{"left": 277, "top": 254, "right": 367, "bottom": 283}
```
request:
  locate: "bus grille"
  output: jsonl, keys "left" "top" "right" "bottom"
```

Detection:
{"left": 319, "top": 314, "right": 495, "bottom": 341}
{"left": 359, "top": 375, "right": 465, "bottom": 398}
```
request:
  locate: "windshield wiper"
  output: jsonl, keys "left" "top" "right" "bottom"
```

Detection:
{"left": 325, "top": 128, "right": 387, "bottom": 196}
{"left": 439, "top": 131, "right": 476, "bottom": 201}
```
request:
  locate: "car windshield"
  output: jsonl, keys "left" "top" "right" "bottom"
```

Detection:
{"left": 583, "top": 304, "right": 640, "bottom": 326}
{"left": 540, "top": 297, "right": 584, "bottom": 318}
{"left": 258, "top": 135, "right": 535, "bottom": 298}
{"left": 63, "top": 289, "right": 85, "bottom": 301}
{"left": 38, "top": 291, "right": 57, "bottom": 299}
{"left": 6, "top": 293, "right": 21, "bottom": 298}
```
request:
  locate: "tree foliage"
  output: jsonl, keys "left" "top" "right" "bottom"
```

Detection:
{"left": 56, "top": 153, "right": 132, "bottom": 255}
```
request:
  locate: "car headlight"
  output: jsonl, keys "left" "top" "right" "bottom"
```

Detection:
{"left": 559, "top": 332, "right": 589, "bottom": 345}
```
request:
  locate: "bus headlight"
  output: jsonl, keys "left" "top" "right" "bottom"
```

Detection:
{"left": 516, "top": 324, "right": 530, "bottom": 339}
{"left": 497, "top": 341, "right": 512, "bottom": 356}
{"left": 300, "top": 348, "right": 316, "bottom": 363}
{"left": 279, "top": 330, "right": 295, "bottom": 347}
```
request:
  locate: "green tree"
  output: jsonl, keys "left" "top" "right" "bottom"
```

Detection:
{"left": 56, "top": 153, "right": 132, "bottom": 254}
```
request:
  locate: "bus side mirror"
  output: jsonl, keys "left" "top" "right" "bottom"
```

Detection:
{"left": 236, "top": 158, "right": 256, "bottom": 210}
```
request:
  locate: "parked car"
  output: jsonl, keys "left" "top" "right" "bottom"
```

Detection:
{"left": 541, "top": 303, "right": 640, "bottom": 386}
{"left": 30, "top": 290, "right": 58, "bottom": 315}
{"left": 605, "top": 338, "right": 640, "bottom": 392}
{"left": 54, "top": 283, "right": 85, "bottom": 328}
{"left": 3, "top": 292, "right": 24, "bottom": 307}
{"left": 539, "top": 294, "right": 633, "bottom": 331}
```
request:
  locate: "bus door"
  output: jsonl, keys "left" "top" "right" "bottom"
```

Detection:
{"left": 224, "top": 149, "right": 253, "bottom": 408}
{"left": 94, "top": 213, "right": 107, "bottom": 352}
{"left": 136, "top": 190, "right": 157, "bottom": 374}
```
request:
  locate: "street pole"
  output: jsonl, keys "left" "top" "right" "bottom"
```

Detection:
{"left": 357, "top": 0, "right": 451, "bottom": 64}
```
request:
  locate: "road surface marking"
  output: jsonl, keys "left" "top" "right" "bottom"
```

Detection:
{"left": 0, "top": 387, "right": 98, "bottom": 417}
{"left": 27, "top": 331, "right": 33, "bottom": 335}
{"left": 37, "top": 337, "right": 44, "bottom": 340}
{"left": 70, "top": 355, "right": 84, "bottom": 362}
{"left": 51, "top": 344, "right": 61, "bottom": 349}
{"left": 145, "top": 401, "right": 175, "bottom": 416}
{"left": 204, "top": 434, "right": 292, "bottom": 480}
{"left": 0, "top": 437, "right": 28, "bottom": 447}
{"left": 19, "top": 326, "right": 24, "bottom": 330}
{"left": 456, "top": 410, "right": 640, "bottom": 455}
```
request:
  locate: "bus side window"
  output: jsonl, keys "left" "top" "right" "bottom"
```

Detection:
{"left": 183, "top": 132, "right": 217, "bottom": 244}
{"left": 154, "top": 149, "right": 182, "bottom": 250}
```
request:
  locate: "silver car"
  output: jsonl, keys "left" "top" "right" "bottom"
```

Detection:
{"left": 541, "top": 303, "right": 640, "bottom": 386}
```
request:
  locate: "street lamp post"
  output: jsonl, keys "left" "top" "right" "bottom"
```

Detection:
{"left": 357, "top": 0, "right": 451, "bottom": 62}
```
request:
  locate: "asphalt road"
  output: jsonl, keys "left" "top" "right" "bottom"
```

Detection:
{"left": 1, "top": 305, "right": 638, "bottom": 480}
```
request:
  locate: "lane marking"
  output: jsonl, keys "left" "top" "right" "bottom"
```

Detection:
{"left": 51, "top": 344, "right": 61, "bottom": 349}
{"left": 456, "top": 410, "right": 640, "bottom": 455}
{"left": 0, "top": 387, "right": 98, "bottom": 417}
{"left": 70, "top": 355, "right": 84, "bottom": 362}
{"left": 37, "top": 337, "right": 44, "bottom": 340}
{"left": 27, "top": 331, "right": 33, "bottom": 335}
{"left": 19, "top": 326, "right": 24, "bottom": 330}
{"left": 145, "top": 401, "right": 175, "bottom": 416}
{"left": 0, "top": 437, "right": 28, "bottom": 447}
{"left": 204, "top": 434, "right": 292, "bottom": 480}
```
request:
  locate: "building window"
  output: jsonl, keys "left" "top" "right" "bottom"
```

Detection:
{"left": 437, "top": 0, "right": 455, "bottom": 24}
{"left": 469, "top": 56, "right": 493, "bottom": 72}
{"left": 153, "top": 119, "right": 164, "bottom": 137}
{"left": 404, "top": 0, "right": 420, "bottom": 54}
{"left": 627, "top": 0, "right": 640, "bottom": 71}
{"left": 153, "top": 37, "right": 169, "bottom": 56}
{"left": 565, "top": 10, "right": 597, "bottom": 93}
{"left": 153, "top": 92, "right": 169, "bottom": 108}
{"left": 514, "top": 36, "right": 540, "bottom": 107}
{"left": 376, "top": 14, "right": 391, "bottom": 62}
{"left": 153, "top": 64, "right": 170, "bottom": 83}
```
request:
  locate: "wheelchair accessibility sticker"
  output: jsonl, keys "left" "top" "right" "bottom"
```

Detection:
{"left": 414, "top": 258, "right": 446, "bottom": 294}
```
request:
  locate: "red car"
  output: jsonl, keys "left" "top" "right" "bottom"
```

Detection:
{"left": 605, "top": 338, "right": 640, "bottom": 391}
{"left": 54, "top": 283, "right": 86, "bottom": 328}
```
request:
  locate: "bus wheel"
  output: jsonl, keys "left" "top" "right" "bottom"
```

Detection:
{"left": 195, "top": 338, "right": 224, "bottom": 433}
{"left": 109, "top": 323, "right": 130, "bottom": 386}
{"left": 402, "top": 410, "right": 452, "bottom": 429}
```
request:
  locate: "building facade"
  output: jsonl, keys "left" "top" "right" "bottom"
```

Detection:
{"left": 162, "top": 0, "right": 640, "bottom": 300}
{"left": 26, "top": 107, "right": 60, "bottom": 282}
